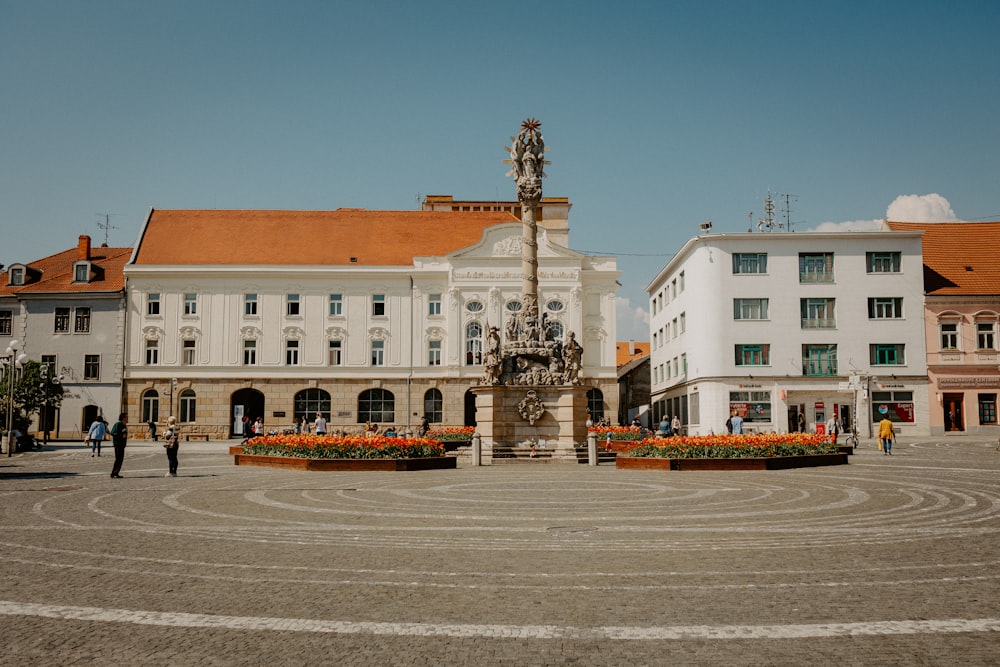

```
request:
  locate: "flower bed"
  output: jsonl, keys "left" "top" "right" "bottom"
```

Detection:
{"left": 588, "top": 425, "right": 645, "bottom": 441}
{"left": 426, "top": 426, "right": 476, "bottom": 442}
{"left": 616, "top": 433, "right": 846, "bottom": 471}
{"left": 628, "top": 433, "right": 837, "bottom": 458}
{"left": 240, "top": 434, "right": 445, "bottom": 459}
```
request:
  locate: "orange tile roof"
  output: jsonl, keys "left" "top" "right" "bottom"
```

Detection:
{"left": 886, "top": 221, "right": 1000, "bottom": 295}
{"left": 133, "top": 209, "right": 520, "bottom": 266}
{"left": 0, "top": 244, "right": 131, "bottom": 296}
{"left": 616, "top": 341, "right": 649, "bottom": 368}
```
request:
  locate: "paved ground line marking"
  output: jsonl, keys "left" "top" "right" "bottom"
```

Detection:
{"left": 0, "top": 601, "right": 996, "bottom": 640}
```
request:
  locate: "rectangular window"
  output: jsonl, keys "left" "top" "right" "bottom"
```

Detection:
{"left": 147, "top": 293, "right": 161, "bottom": 316}
{"left": 871, "top": 391, "right": 915, "bottom": 423}
{"left": 74, "top": 306, "right": 91, "bottom": 333}
{"left": 802, "top": 344, "right": 838, "bottom": 376}
{"left": 428, "top": 339, "right": 442, "bottom": 366}
{"left": 243, "top": 339, "right": 257, "bottom": 366}
{"left": 0, "top": 310, "right": 11, "bottom": 336}
{"left": 976, "top": 322, "right": 996, "bottom": 350}
{"left": 371, "top": 339, "right": 385, "bottom": 366}
{"left": 672, "top": 318, "right": 678, "bottom": 338}
{"left": 732, "top": 253, "right": 767, "bottom": 274}
{"left": 84, "top": 354, "right": 100, "bottom": 381}
{"left": 9, "top": 267, "right": 24, "bottom": 285}
{"left": 799, "top": 253, "right": 834, "bottom": 283}
{"left": 182, "top": 339, "right": 196, "bottom": 365}
{"left": 979, "top": 394, "right": 997, "bottom": 425}
{"left": 145, "top": 340, "right": 159, "bottom": 365}
{"left": 428, "top": 294, "right": 442, "bottom": 316}
{"left": 868, "top": 297, "right": 903, "bottom": 319}
{"left": 870, "top": 343, "right": 905, "bottom": 365}
{"left": 800, "top": 298, "right": 836, "bottom": 328}
{"left": 54, "top": 307, "right": 70, "bottom": 333}
{"left": 286, "top": 294, "right": 301, "bottom": 316}
{"left": 285, "top": 339, "right": 300, "bottom": 366}
{"left": 681, "top": 353, "right": 687, "bottom": 376}
{"left": 328, "top": 340, "right": 342, "bottom": 366}
{"left": 329, "top": 294, "right": 343, "bottom": 316}
{"left": 729, "top": 390, "right": 772, "bottom": 423}
{"left": 184, "top": 293, "right": 197, "bottom": 316}
{"left": 41, "top": 355, "right": 57, "bottom": 377}
{"left": 866, "top": 251, "right": 901, "bottom": 273}
{"left": 679, "top": 271, "right": 685, "bottom": 292}
{"left": 372, "top": 294, "right": 385, "bottom": 317}
{"left": 733, "top": 298, "right": 769, "bottom": 320}
{"left": 940, "top": 322, "right": 959, "bottom": 350}
{"left": 680, "top": 312, "right": 686, "bottom": 333}
{"left": 735, "top": 344, "right": 770, "bottom": 366}
{"left": 74, "top": 264, "right": 89, "bottom": 282}
{"left": 244, "top": 293, "right": 258, "bottom": 316}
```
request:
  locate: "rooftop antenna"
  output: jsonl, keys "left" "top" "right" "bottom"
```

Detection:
{"left": 780, "top": 192, "right": 798, "bottom": 232}
{"left": 96, "top": 213, "right": 121, "bottom": 246}
{"left": 757, "top": 190, "right": 779, "bottom": 232}
{"left": 747, "top": 210, "right": 754, "bottom": 232}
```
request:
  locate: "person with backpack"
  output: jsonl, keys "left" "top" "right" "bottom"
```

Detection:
{"left": 109, "top": 412, "right": 128, "bottom": 478}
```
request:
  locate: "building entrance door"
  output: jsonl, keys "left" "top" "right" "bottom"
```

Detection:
{"left": 943, "top": 393, "right": 965, "bottom": 432}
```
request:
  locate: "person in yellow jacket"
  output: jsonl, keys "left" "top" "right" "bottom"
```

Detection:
{"left": 878, "top": 416, "right": 895, "bottom": 455}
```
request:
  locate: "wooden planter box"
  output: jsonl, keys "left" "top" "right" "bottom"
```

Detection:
{"left": 233, "top": 452, "right": 456, "bottom": 472}
{"left": 616, "top": 453, "right": 848, "bottom": 471}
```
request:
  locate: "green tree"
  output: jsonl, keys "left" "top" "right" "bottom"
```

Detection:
{"left": 0, "top": 360, "right": 64, "bottom": 433}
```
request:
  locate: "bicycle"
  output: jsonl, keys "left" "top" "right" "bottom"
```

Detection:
{"left": 844, "top": 422, "right": 860, "bottom": 448}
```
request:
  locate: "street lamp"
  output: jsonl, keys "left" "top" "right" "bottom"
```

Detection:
{"left": 4, "top": 339, "right": 28, "bottom": 456}
{"left": 169, "top": 377, "right": 178, "bottom": 421}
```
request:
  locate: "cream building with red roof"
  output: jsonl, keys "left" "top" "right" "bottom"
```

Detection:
{"left": 1, "top": 236, "right": 131, "bottom": 438}
{"left": 887, "top": 221, "right": 1000, "bottom": 435}
{"left": 123, "top": 205, "right": 619, "bottom": 437}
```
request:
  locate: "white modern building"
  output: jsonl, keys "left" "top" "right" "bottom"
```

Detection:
{"left": 123, "top": 206, "right": 619, "bottom": 437}
{"left": 647, "top": 230, "right": 930, "bottom": 437}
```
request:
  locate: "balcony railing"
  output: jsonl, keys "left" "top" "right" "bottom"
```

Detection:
{"left": 801, "top": 317, "right": 836, "bottom": 329}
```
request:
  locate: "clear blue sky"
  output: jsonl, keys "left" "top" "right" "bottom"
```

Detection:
{"left": 3, "top": 1, "right": 998, "bottom": 338}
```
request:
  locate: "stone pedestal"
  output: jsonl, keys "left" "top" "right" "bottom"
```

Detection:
{"left": 471, "top": 385, "right": 589, "bottom": 463}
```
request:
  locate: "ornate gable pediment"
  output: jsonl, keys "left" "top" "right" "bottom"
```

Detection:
{"left": 447, "top": 224, "right": 583, "bottom": 261}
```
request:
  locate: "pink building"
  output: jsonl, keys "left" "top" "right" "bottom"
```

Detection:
{"left": 888, "top": 221, "right": 1000, "bottom": 435}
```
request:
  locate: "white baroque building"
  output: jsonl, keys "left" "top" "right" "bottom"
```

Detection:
{"left": 123, "top": 207, "right": 619, "bottom": 437}
{"left": 647, "top": 230, "right": 930, "bottom": 437}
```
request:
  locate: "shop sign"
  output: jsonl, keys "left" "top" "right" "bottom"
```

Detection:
{"left": 938, "top": 377, "right": 1000, "bottom": 389}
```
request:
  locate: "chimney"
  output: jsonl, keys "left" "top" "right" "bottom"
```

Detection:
{"left": 628, "top": 340, "right": 635, "bottom": 355}
{"left": 78, "top": 235, "right": 91, "bottom": 260}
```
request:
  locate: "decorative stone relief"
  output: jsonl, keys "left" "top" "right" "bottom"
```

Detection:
{"left": 517, "top": 390, "right": 546, "bottom": 425}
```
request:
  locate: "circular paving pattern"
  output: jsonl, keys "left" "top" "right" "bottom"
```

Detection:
{"left": 1, "top": 439, "right": 997, "bottom": 664}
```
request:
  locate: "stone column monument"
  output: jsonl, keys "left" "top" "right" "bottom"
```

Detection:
{"left": 472, "top": 119, "right": 589, "bottom": 462}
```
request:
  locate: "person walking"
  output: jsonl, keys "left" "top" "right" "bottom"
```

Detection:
{"left": 86, "top": 417, "right": 107, "bottom": 457}
{"left": 797, "top": 412, "right": 806, "bottom": 433}
{"left": 109, "top": 412, "right": 128, "bottom": 478}
{"left": 419, "top": 415, "right": 430, "bottom": 437}
{"left": 313, "top": 412, "right": 327, "bottom": 436}
{"left": 826, "top": 415, "right": 840, "bottom": 444}
{"left": 671, "top": 415, "right": 681, "bottom": 436}
{"left": 148, "top": 418, "right": 157, "bottom": 442}
{"left": 163, "top": 416, "right": 180, "bottom": 476}
{"left": 878, "top": 415, "right": 895, "bottom": 455}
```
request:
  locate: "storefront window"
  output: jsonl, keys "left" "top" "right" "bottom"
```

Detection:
{"left": 871, "top": 391, "right": 915, "bottom": 423}
{"left": 729, "top": 391, "right": 771, "bottom": 423}
{"left": 979, "top": 394, "right": 997, "bottom": 425}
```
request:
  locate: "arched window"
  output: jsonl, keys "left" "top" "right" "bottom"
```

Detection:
{"left": 141, "top": 389, "right": 159, "bottom": 424}
{"left": 465, "top": 321, "right": 483, "bottom": 365}
{"left": 294, "top": 388, "right": 331, "bottom": 423}
{"left": 547, "top": 320, "right": 564, "bottom": 341}
{"left": 179, "top": 389, "right": 197, "bottom": 423}
{"left": 587, "top": 388, "right": 605, "bottom": 422}
{"left": 359, "top": 388, "right": 395, "bottom": 424}
{"left": 424, "top": 388, "right": 443, "bottom": 423}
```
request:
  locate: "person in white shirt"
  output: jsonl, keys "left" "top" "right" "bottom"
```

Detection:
{"left": 313, "top": 412, "right": 327, "bottom": 436}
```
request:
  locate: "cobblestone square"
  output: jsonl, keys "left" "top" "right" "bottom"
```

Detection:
{"left": 1, "top": 438, "right": 997, "bottom": 665}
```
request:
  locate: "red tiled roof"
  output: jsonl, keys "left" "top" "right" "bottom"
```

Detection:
{"left": 133, "top": 209, "right": 520, "bottom": 266}
{"left": 886, "top": 221, "right": 1000, "bottom": 295}
{"left": 616, "top": 341, "right": 649, "bottom": 368}
{"left": 0, "top": 244, "right": 131, "bottom": 296}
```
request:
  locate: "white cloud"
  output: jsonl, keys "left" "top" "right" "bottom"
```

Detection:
{"left": 886, "top": 193, "right": 957, "bottom": 222}
{"left": 810, "top": 218, "right": 884, "bottom": 232}
{"left": 616, "top": 296, "right": 650, "bottom": 342}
